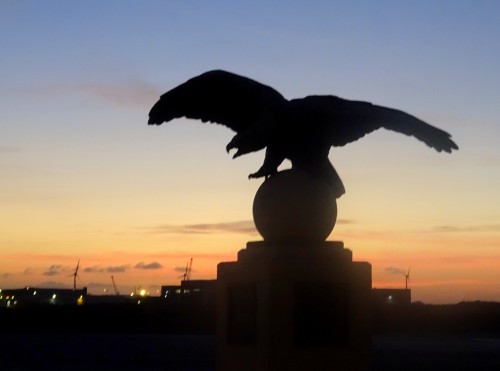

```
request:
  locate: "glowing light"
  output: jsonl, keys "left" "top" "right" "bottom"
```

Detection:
{"left": 139, "top": 289, "right": 147, "bottom": 296}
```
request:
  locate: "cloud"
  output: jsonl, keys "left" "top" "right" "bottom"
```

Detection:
{"left": 0, "top": 145, "right": 21, "bottom": 153}
{"left": 83, "top": 265, "right": 129, "bottom": 273}
{"left": 145, "top": 219, "right": 356, "bottom": 236}
{"left": 145, "top": 219, "right": 355, "bottom": 236}
{"left": 43, "top": 265, "right": 64, "bottom": 276}
{"left": 25, "top": 80, "right": 161, "bottom": 108}
{"left": 107, "top": 265, "right": 129, "bottom": 273}
{"left": 385, "top": 267, "right": 408, "bottom": 276}
{"left": 336, "top": 219, "right": 356, "bottom": 225}
{"left": 431, "top": 224, "right": 500, "bottom": 233}
{"left": 174, "top": 266, "right": 193, "bottom": 273}
{"left": 135, "top": 262, "right": 162, "bottom": 270}
{"left": 2, "top": 273, "right": 11, "bottom": 278}
{"left": 148, "top": 220, "right": 259, "bottom": 235}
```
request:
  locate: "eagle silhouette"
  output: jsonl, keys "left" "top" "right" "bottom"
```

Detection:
{"left": 148, "top": 70, "right": 458, "bottom": 198}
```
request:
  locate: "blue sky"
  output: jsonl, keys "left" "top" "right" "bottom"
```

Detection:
{"left": 1, "top": 1, "right": 499, "bottom": 302}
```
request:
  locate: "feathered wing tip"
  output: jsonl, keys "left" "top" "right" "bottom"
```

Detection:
{"left": 427, "top": 131, "right": 459, "bottom": 153}
{"left": 402, "top": 118, "right": 459, "bottom": 154}
{"left": 146, "top": 69, "right": 287, "bottom": 133}
{"left": 147, "top": 105, "right": 164, "bottom": 125}
{"left": 372, "top": 105, "right": 459, "bottom": 153}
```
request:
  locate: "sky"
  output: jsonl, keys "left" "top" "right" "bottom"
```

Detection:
{"left": 1, "top": 0, "right": 499, "bottom": 303}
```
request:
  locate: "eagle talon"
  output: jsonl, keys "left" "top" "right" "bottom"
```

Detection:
{"left": 248, "top": 169, "right": 277, "bottom": 180}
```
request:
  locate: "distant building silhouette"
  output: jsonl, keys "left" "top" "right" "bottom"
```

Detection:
{"left": 0, "top": 287, "right": 87, "bottom": 307}
{"left": 372, "top": 288, "right": 411, "bottom": 306}
{"left": 161, "top": 279, "right": 217, "bottom": 308}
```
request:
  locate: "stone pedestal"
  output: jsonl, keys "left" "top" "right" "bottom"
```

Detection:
{"left": 216, "top": 240, "right": 372, "bottom": 371}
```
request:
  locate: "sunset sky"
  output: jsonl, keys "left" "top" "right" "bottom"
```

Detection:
{"left": 1, "top": 1, "right": 499, "bottom": 303}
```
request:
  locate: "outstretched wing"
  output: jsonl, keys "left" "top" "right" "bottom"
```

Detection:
{"left": 292, "top": 95, "right": 458, "bottom": 153}
{"left": 148, "top": 70, "right": 288, "bottom": 132}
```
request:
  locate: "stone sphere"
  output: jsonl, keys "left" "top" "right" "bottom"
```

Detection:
{"left": 252, "top": 169, "right": 337, "bottom": 243}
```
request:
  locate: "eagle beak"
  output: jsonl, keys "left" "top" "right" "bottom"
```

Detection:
{"left": 232, "top": 150, "right": 243, "bottom": 159}
{"left": 226, "top": 141, "right": 237, "bottom": 154}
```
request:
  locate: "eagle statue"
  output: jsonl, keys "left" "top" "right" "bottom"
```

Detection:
{"left": 148, "top": 70, "right": 458, "bottom": 198}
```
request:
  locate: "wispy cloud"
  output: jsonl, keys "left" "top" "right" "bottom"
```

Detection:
{"left": 336, "top": 219, "right": 356, "bottom": 225}
{"left": 72, "top": 81, "right": 160, "bottom": 107}
{"left": 145, "top": 218, "right": 355, "bottom": 236}
{"left": 0, "top": 145, "right": 21, "bottom": 153}
{"left": 431, "top": 224, "right": 500, "bottom": 233}
{"left": 22, "top": 79, "right": 161, "bottom": 108}
{"left": 42, "top": 265, "right": 64, "bottom": 276}
{"left": 83, "top": 265, "right": 129, "bottom": 273}
{"left": 385, "top": 267, "right": 408, "bottom": 276}
{"left": 174, "top": 265, "right": 197, "bottom": 274}
{"left": 135, "top": 262, "right": 162, "bottom": 270}
{"left": 148, "top": 220, "right": 259, "bottom": 235}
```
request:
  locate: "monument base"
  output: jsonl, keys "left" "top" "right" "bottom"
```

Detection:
{"left": 216, "top": 241, "right": 372, "bottom": 371}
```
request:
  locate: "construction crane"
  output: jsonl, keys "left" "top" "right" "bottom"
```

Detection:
{"left": 183, "top": 258, "right": 193, "bottom": 281}
{"left": 111, "top": 275, "right": 120, "bottom": 295}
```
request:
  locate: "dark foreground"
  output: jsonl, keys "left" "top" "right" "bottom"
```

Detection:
{"left": 0, "top": 301, "right": 499, "bottom": 370}
{"left": 0, "top": 333, "right": 498, "bottom": 371}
